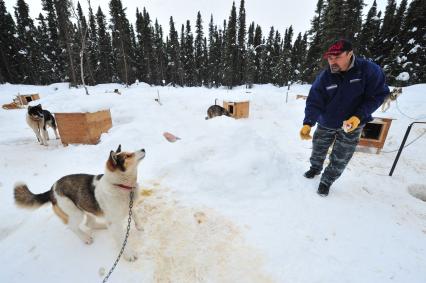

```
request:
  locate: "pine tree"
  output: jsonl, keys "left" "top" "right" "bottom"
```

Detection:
{"left": 253, "top": 24, "right": 262, "bottom": 84}
{"left": 194, "top": 11, "right": 204, "bottom": 86}
{"left": 359, "top": 0, "right": 381, "bottom": 60}
{"left": 182, "top": 20, "right": 195, "bottom": 86}
{"left": 342, "top": 0, "right": 364, "bottom": 47}
{"left": 109, "top": 0, "right": 133, "bottom": 85}
{"left": 236, "top": 0, "right": 246, "bottom": 85}
{"left": 14, "top": 0, "right": 40, "bottom": 84}
{"left": 385, "top": 0, "right": 408, "bottom": 85}
{"left": 377, "top": 0, "right": 397, "bottom": 66}
{"left": 86, "top": 2, "right": 98, "bottom": 85}
{"left": 223, "top": 2, "right": 238, "bottom": 88}
{"left": 55, "top": 0, "right": 78, "bottom": 85}
{"left": 207, "top": 15, "right": 222, "bottom": 87}
{"left": 0, "top": 0, "right": 20, "bottom": 83}
{"left": 400, "top": 0, "right": 426, "bottom": 84}
{"left": 166, "top": 16, "right": 182, "bottom": 86}
{"left": 291, "top": 32, "right": 308, "bottom": 83}
{"left": 35, "top": 13, "right": 52, "bottom": 84}
{"left": 303, "top": 0, "right": 326, "bottom": 82}
{"left": 153, "top": 19, "right": 166, "bottom": 85}
{"left": 95, "top": 6, "right": 113, "bottom": 83}
{"left": 321, "top": 0, "right": 346, "bottom": 50}
{"left": 41, "top": 0, "right": 61, "bottom": 82}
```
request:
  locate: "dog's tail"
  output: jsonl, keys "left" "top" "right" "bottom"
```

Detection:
{"left": 14, "top": 182, "right": 52, "bottom": 208}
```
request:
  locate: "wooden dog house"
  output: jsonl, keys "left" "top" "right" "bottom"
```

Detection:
{"left": 54, "top": 109, "right": 112, "bottom": 145}
{"left": 17, "top": 93, "right": 40, "bottom": 105}
{"left": 358, "top": 117, "right": 394, "bottom": 153}
{"left": 223, "top": 100, "right": 250, "bottom": 119}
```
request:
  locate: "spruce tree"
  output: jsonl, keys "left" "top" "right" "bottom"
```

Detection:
{"left": 86, "top": 2, "right": 98, "bottom": 85}
{"left": 377, "top": 0, "right": 397, "bottom": 66}
{"left": 14, "top": 0, "right": 39, "bottom": 84}
{"left": 342, "top": 0, "right": 364, "bottom": 47}
{"left": 35, "top": 14, "right": 52, "bottom": 84}
{"left": 0, "top": 0, "right": 20, "bottom": 83}
{"left": 253, "top": 24, "right": 262, "bottom": 83}
{"left": 400, "top": 0, "right": 426, "bottom": 84}
{"left": 359, "top": 0, "right": 381, "bottom": 60}
{"left": 41, "top": 0, "right": 61, "bottom": 82}
{"left": 95, "top": 6, "right": 113, "bottom": 83}
{"left": 194, "top": 11, "right": 204, "bottom": 86}
{"left": 183, "top": 20, "right": 195, "bottom": 86}
{"left": 55, "top": 0, "right": 78, "bottom": 85}
{"left": 153, "top": 19, "right": 167, "bottom": 85}
{"left": 223, "top": 2, "right": 238, "bottom": 88}
{"left": 109, "top": 0, "right": 133, "bottom": 85}
{"left": 303, "top": 0, "right": 326, "bottom": 82}
{"left": 166, "top": 16, "right": 182, "bottom": 86}
{"left": 237, "top": 0, "right": 246, "bottom": 85}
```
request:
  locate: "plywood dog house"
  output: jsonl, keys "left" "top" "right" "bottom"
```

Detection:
{"left": 358, "top": 117, "right": 394, "bottom": 153}
{"left": 223, "top": 100, "right": 250, "bottom": 119}
{"left": 17, "top": 93, "right": 40, "bottom": 105}
{"left": 54, "top": 110, "right": 112, "bottom": 145}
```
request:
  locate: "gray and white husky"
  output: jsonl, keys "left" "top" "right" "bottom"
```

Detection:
{"left": 205, "top": 99, "right": 230, "bottom": 119}
{"left": 14, "top": 145, "right": 145, "bottom": 261}
{"left": 26, "top": 104, "right": 59, "bottom": 145}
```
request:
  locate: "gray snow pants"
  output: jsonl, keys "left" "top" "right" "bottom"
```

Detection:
{"left": 309, "top": 124, "right": 364, "bottom": 187}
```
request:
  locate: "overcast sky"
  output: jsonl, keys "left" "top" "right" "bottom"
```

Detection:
{"left": 4, "top": 0, "right": 399, "bottom": 37}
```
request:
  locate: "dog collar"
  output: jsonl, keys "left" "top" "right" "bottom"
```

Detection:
{"left": 114, "top": 184, "right": 135, "bottom": 190}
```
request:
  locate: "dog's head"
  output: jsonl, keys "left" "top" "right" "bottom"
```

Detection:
{"left": 27, "top": 104, "right": 44, "bottom": 120}
{"left": 107, "top": 144, "right": 145, "bottom": 173}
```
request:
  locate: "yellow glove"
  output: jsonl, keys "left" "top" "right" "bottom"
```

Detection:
{"left": 300, "top": 125, "right": 312, "bottom": 140}
{"left": 343, "top": 116, "right": 361, "bottom": 133}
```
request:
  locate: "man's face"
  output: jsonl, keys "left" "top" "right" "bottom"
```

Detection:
{"left": 327, "top": 51, "right": 353, "bottom": 72}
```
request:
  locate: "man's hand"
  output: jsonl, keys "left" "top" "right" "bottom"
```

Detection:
{"left": 300, "top": 125, "right": 312, "bottom": 140}
{"left": 343, "top": 116, "right": 360, "bottom": 133}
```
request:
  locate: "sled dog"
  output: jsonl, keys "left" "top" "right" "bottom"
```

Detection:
{"left": 14, "top": 145, "right": 145, "bottom": 261}
{"left": 205, "top": 99, "right": 230, "bottom": 119}
{"left": 381, "top": 87, "right": 402, "bottom": 112}
{"left": 26, "top": 104, "right": 59, "bottom": 145}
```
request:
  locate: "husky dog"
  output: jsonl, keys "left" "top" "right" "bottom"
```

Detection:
{"left": 205, "top": 99, "right": 230, "bottom": 120}
{"left": 14, "top": 145, "right": 145, "bottom": 261}
{"left": 381, "top": 87, "right": 402, "bottom": 112}
{"left": 26, "top": 104, "right": 59, "bottom": 145}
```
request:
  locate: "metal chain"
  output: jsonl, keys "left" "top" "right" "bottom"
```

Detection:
{"left": 102, "top": 190, "right": 134, "bottom": 283}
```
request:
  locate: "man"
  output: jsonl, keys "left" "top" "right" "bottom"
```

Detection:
{"left": 300, "top": 39, "right": 389, "bottom": 196}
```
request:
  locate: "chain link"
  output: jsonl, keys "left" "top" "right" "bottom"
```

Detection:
{"left": 102, "top": 190, "right": 134, "bottom": 283}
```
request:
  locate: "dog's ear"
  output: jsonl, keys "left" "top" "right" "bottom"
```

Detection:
{"left": 109, "top": 150, "right": 118, "bottom": 166}
{"left": 36, "top": 104, "right": 41, "bottom": 108}
{"left": 116, "top": 144, "right": 121, "bottom": 153}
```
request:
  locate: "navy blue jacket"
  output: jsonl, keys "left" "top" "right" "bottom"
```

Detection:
{"left": 303, "top": 56, "right": 390, "bottom": 129}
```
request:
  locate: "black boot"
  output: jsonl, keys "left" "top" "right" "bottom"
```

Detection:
{"left": 303, "top": 168, "right": 320, "bottom": 179}
{"left": 317, "top": 183, "right": 330, "bottom": 197}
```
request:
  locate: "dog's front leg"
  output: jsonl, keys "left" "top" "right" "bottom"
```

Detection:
{"left": 31, "top": 127, "right": 44, "bottom": 145}
{"left": 41, "top": 127, "right": 49, "bottom": 145}
{"left": 110, "top": 222, "right": 138, "bottom": 262}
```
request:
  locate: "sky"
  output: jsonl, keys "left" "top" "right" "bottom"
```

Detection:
{"left": 4, "top": 0, "right": 401, "bottom": 37}
{"left": 0, "top": 81, "right": 425, "bottom": 283}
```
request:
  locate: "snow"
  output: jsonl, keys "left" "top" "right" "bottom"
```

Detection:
{"left": 0, "top": 82, "right": 425, "bottom": 283}
{"left": 396, "top": 72, "right": 410, "bottom": 81}
{"left": 409, "top": 44, "right": 421, "bottom": 54}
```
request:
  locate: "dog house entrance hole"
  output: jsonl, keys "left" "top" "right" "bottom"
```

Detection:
{"left": 362, "top": 123, "right": 382, "bottom": 140}
{"left": 25, "top": 96, "right": 33, "bottom": 102}
{"left": 228, "top": 105, "right": 234, "bottom": 114}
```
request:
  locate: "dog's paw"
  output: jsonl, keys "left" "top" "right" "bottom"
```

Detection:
{"left": 84, "top": 236, "right": 94, "bottom": 245}
{"left": 135, "top": 222, "right": 144, "bottom": 231}
{"left": 123, "top": 251, "right": 138, "bottom": 262}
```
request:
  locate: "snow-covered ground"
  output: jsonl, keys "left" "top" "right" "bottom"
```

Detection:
{"left": 0, "top": 82, "right": 425, "bottom": 283}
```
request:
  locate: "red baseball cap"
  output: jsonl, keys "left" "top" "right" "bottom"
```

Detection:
{"left": 323, "top": 39, "right": 353, "bottom": 58}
